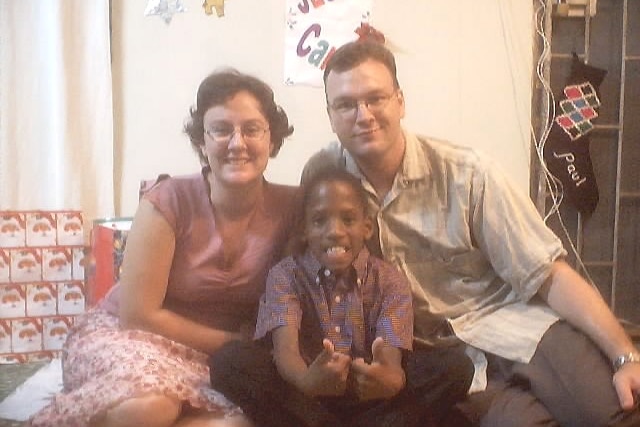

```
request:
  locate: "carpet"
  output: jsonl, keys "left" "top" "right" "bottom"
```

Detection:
{"left": 0, "top": 360, "right": 62, "bottom": 424}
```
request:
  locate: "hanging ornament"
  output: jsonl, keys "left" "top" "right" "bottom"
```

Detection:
{"left": 203, "top": 0, "right": 226, "bottom": 17}
{"left": 543, "top": 53, "right": 607, "bottom": 216}
{"left": 144, "top": 0, "right": 186, "bottom": 24}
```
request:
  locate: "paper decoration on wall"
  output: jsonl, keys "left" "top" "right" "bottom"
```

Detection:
{"left": 203, "top": 0, "right": 226, "bottom": 17}
{"left": 544, "top": 53, "right": 607, "bottom": 216}
{"left": 284, "top": 0, "right": 373, "bottom": 87}
{"left": 144, "top": 0, "right": 186, "bottom": 24}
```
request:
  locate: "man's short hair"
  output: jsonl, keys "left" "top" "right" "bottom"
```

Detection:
{"left": 322, "top": 40, "right": 400, "bottom": 90}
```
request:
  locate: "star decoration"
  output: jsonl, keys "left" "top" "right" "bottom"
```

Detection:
{"left": 203, "top": 0, "right": 226, "bottom": 17}
{"left": 144, "top": 0, "right": 186, "bottom": 24}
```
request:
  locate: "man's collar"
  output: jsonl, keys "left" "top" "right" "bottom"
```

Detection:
{"left": 401, "top": 129, "right": 431, "bottom": 182}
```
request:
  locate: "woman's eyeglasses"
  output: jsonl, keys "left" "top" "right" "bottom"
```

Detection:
{"left": 204, "top": 123, "right": 269, "bottom": 144}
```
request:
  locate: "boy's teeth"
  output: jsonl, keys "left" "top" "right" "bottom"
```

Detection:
{"left": 326, "top": 246, "right": 346, "bottom": 254}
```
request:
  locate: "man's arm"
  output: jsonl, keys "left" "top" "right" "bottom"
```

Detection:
{"left": 538, "top": 260, "right": 640, "bottom": 409}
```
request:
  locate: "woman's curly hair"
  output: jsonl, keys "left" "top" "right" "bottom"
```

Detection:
{"left": 184, "top": 68, "right": 294, "bottom": 165}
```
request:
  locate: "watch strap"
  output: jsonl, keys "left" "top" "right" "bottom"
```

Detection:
{"left": 613, "top": 352, "right": 640, "bottom": 372}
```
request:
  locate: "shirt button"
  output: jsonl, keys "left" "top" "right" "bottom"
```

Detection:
{"left": 315, "top": 277, "right": 320, "bottom": 285}
{"left": 335, "top": 295, "right": 341, "bottom": 303}
{"left": 324, "top": 269, "right": 331, "bottom": 277}
{"left": 334, "top": 326, "right": 341, "bottom": 333}
{"left": 356, "top": 278, "right": 362, "bottom": 286}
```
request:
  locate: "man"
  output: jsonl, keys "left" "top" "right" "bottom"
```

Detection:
{"left": 302, "top": 40, "right": 640, "bottom": 426}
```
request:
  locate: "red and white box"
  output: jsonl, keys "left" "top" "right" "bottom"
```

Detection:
{"left": 0, "top": 284, "right": 26, "bottom": 318}
{"left": 72, "top": 247, "right": 87, "bottom": 281}
{"left": 58, "top": 281, "right": 85, "bottom": 315}
{"left": 0, "top": 354, "right": 28, "bottom": 364}
{"left": 0, "top": 249, "right": 10, "bottom": 282}
{"left": 1, "top": 210, "right": 87, "bottom": 363}
{"left": 26, "top": 212, "right": 57, "bottom": 247}
{"left": 42, "top": 247, "right": 73, "bottom": 282}
{"left": 11, "top": 318, "right": 43, "bottom": 353}
{"left": 27, "top": 351, "right": 59, "bottom": 363}
{"left": 0, "top": 212, "right": 26, "bottom": 248}
{"left": 26, "top": 282, "right": 58, "bottom": 317}
{"left": 0, "top": 320, "right": 11, "bottom": 354}
{"left": 57, "top": 212, "right": 84, "bottom": 246}
{"left": 43, "top": 316, "right": 73, "bottom": 350}
{"left": 10, "top": 248, "right": 42, "bottom": 283}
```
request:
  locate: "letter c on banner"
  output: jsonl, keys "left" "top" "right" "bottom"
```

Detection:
{"left": 297, "top": 23, "right": 321, "bottom": 56}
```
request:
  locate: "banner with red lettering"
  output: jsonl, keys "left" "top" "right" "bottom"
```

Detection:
{"left": 284, "top": 0, "right": 373, "bottom": 87}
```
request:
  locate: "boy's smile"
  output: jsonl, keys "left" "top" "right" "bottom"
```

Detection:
{"left": 304, "top": 180, "right": 373, "bottom": 275}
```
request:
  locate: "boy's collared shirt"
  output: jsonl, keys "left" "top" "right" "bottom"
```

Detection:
{"left": 255, "top": 246, "right": 413, "bottom": 362}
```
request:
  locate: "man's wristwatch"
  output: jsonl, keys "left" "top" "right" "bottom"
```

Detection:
{"left": 613, "top": 352, "right": 640, "bottom": 372}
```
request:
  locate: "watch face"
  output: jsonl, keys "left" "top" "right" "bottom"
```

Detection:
{"left": 614, "top": 352, "right": 640, "bottom": 371}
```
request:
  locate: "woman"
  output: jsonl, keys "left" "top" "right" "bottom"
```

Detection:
{"left": 31, "top": 69, "right": 300, "bottom": 427}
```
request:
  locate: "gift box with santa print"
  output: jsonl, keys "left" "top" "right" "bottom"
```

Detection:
{"left": 0, "top": 209, "right": 88, "bottom": 364}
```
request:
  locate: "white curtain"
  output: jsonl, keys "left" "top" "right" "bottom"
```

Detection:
{"left": 0, "top": 0, "right": 114, "bottom": 222}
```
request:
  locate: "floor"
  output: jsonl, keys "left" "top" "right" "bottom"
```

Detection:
{"left": 0, "top": 327, "right": 637, "bottom": 427}
{"left": 0, "top": 361, "right": 47, "bottom": 427}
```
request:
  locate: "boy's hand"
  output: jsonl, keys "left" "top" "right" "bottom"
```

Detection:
{"left": 302, "top": 339, "right": 351, "bottom": 397}
{"left": 350, "top": 337, "right": 406, "bottom": 401}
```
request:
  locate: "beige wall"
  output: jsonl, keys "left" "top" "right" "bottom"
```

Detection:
{"left": 111, "top": 0, "right": 534, "bottom": 216}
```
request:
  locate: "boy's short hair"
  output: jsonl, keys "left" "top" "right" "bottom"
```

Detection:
{"left": 291, "top": 167, "right": 369, "bottom": 255}
{"left": 302, "top": 166, "right": 369, "bottom": 216}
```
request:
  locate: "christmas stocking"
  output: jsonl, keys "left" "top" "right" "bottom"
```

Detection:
{"left": 543, "top": 53, "right": 607, "bottom": 217}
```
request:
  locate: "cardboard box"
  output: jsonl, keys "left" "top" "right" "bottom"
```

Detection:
{"left": 25, "top": 212, "right": 57, "bottom": 247}
{"left": 87, "top": 218, "right": 132, "bottom": 306}
{"left": 43, "top": 316, "right": 73, "bottom": 350}
{"left": 0, "top": 210, "right": 86, "bottom": 364}
{"left": 58, "top": 282, "right": 86, "bottom": 315}
{"left": 56, "top": 212, "right": 84, "bottom": 246}
{"left": 42, "top": 247, "right": 73, "bottom": 282}
{"left": 0, "top": 284, "right": 26, "bottom": 317}
{"left": 0, "top": 213, "right": 26, "bottom": 248}
{"left": 10, "top": 248, "right": 43, "bottom": 283}
{"left": 26, "top": 283, "right": 57, "bottom": 317}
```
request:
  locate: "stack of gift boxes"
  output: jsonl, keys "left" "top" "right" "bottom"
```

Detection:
{"left": 0, "top": 211, "right": 87, "bottom": 364}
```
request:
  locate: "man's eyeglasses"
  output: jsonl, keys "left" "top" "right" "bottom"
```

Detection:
{"left": 204, "top": 123, "right": 269, "bottom": 144}
{"left": 329, "top": 92, "right": 397, "bottom": 118}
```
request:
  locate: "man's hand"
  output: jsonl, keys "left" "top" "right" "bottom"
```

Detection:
{"left": 350, "top": 337, "right": 406, "bottom": 401}
{"left": 301, "top": 339, "right": 351, "bottom": 397}
{"left": 612, "top": 362, "right": 640, "bottom": 410}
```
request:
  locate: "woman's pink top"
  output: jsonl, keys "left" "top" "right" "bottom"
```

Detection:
{"left": 101, "top": 173, "right": 300, "bottom": 332}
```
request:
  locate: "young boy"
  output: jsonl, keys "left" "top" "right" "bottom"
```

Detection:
{"left": 211, "top": 167, "right": 473, "bottom": 427}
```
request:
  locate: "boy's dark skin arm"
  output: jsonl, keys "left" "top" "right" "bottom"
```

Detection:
{"left": 272, "top": 325, "right": 351, "bottom": 397}
{"left": 273, "top": 324, "right": 406, "bottom": 402}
